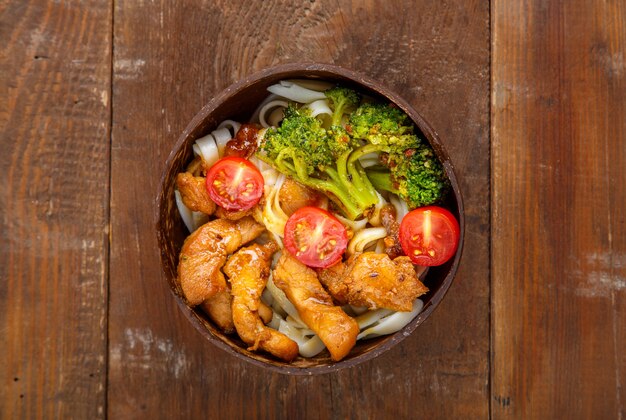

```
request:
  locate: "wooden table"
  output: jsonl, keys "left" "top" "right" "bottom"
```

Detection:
{"left": 1, "top": 1, "right": 624, "bottom": 418}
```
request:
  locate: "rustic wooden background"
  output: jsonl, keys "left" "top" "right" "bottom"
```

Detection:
{"left": 0, "top": 0, "right": 623, "bottom": 418}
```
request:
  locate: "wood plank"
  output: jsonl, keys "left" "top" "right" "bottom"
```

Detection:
{"left": 0, "top": 1, "right": 111, "bottom": 418}
{"left": 109, "top": 0, "right": 489, "bottom": 417}
{"left": 492, "top": 0, "right": 626, "bottom": 418}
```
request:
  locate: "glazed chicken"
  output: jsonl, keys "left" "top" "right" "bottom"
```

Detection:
{"left": 214, "top": 206, "right": 252, "bottom": 221}
{"left": 318, "top": 252, "right": 428, "bottom": 312}
{"left": 272, "top": 253, "right": 359, "bottom": 361}
{"left": 224, "top": 241, "right": 299, "bottom": 362}
{"left": 199, "top": 288, "right": 273, "bottom": 334}
{"left": 200, "top": 290, "right": 235, "bottom": 334}
{"left": 178, "top": 217, "right": 265, "bottom": 306}
{"left": 175, "top": 172, "right": 216, "bottom": 215}
{"left": 278, "top": 178, "right": 325, "bottom": 216}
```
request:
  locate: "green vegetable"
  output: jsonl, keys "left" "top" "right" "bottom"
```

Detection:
{"left": 347, "top": 102, "right": 449, "bottom": 208}
{"left": 256, "top": 89, "right": 449, "bottom": 219}
{"left": 347, "top": 102, "right": 414, "bottom": 142}
{"left": 324, "top": 86, "right": 361, "bottom": 128}
{"left": 365, "top": 142, "right": 449, "bottom": 208}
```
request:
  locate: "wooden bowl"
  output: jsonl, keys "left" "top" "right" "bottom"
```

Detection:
{"left": 156, "top": 63, "right": 464, "bottom": 374}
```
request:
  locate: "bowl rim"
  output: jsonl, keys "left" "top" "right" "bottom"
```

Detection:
{"left": 156, "top": 62, "right": 465, "bottom": 375}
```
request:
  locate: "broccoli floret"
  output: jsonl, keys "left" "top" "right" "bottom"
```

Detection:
{"left": 325, "top": 87, "right": 361, "bottom": 127}
{"left": 366, "top": 143, "right": 449, "bottom": 208}
{"left": 256, "top": 104, "right": 378, "bottom": 220}
{"left": 262, "top": 104, "right": 332, "bottom": 174}
{"left": 346, "top": 101, "right": 449, "bottom": 208}
{"left": 327, "top": 125, "right": 359, "bottom": 159}
{"left": 348, "top": 102, "right": 414, "bottom": 144}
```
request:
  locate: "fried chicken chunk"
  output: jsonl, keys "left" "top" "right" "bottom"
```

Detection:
{"left": 273, "top": 253, "right": 359, "bottom": 361}
{"left": 278, "top": 178, "right": 325, "bottom": 216}
{"left": 215, "top": 206, "right": 253, "bottom": 221}
{"left": 199, "top": 288, "right": 274, "bottom": 334}
{"left": 176, "top": 172, "right": 216, "bottom": 215}
{"left": 224, "top": 242, "right": 299, "bottom": 362}
{"left": 178, "top": 217, "right": 265, "bottom": 306}
{"left": 318, "top": 252, "right": 428, "bottom": 312}
{"left": 199, "top": 290, "right": 235, "bottom": 334}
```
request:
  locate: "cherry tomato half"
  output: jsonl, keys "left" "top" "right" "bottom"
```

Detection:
{"left": 283, "top": 207, "right": 348, "bottom": 268}
{"left": 399, "top": 206, "right": 460, "bottom": 266}
{"left": 205, "top": 157, "right": 264, "bottom": 211}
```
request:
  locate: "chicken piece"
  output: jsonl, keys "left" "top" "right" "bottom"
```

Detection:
{"left": 273, "top": 254, "right": 359, "bottom": 361}
{"left": 224, "top": 242, "right": 299, "bottom": 362}
{"left": 185, "top": 156, "right": 207, "bottom": 177}
{"left": 178, "top": 217, "right": 265, "bottom": 306}
{"left": 318, "top": 252, "right": 428, "bottom": 312}
{"left": 278, "top": 178, "right": 325, "bottom": 216}
{"left": 215, "top": 206, "right": 252, "bottom": 221}
{"left": 235, "top": 217, "right": 267, "bottom": 244}
{"left": 200, "top": 288, "right": 274, "bottom": 334}
{"left": 380, "top": 204, "right": 404, "bottom": 259}
{"left": 258, "top": 302, "right": 274, "bottom": 324}
{"left": 176, "top": 172, "right": 216, "bottom": 215}
{"left": 316, "top": 263, "right": 348, "bottom": 302}
{"left": 200, "top": 290, "right": 235, "bottom": 334}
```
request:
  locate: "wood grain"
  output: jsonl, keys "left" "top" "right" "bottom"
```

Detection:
{"left": 108, "top": 0, "right": 489, "bottom": 418}
{"left": 0, "top": 0, "right": 111, "bottom": 418}
{"left": 492, "top": 0, "right": 626, "bottom": 418}
{"left": 4, "top": 0, "right": 626, "bottom": 416}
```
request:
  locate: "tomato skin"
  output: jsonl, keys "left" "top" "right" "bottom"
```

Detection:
{"left": 399, "top": 206, "right": 460, "bottom": 266}
{"left": 205, "top": 157, "right": 264, "bottom": 211}
{"left": 283, "top": 207, "right": 348, "bottom": 268}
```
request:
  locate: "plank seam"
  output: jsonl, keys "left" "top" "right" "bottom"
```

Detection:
{"left": 105, "top": 0, "right": 115, "bottom": 417}
{"left": 488, "top": 0, "right": 494, "bottom": 418}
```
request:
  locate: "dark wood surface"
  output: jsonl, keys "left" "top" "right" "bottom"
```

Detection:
{"left": 1, "top": 1, "right": 111, "bottom": 418}
{"left": 0, "top": 1, "right": 622, "bottom": 419}
{"left": 492, "top": 1, "right": 625, "bottom": 418}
